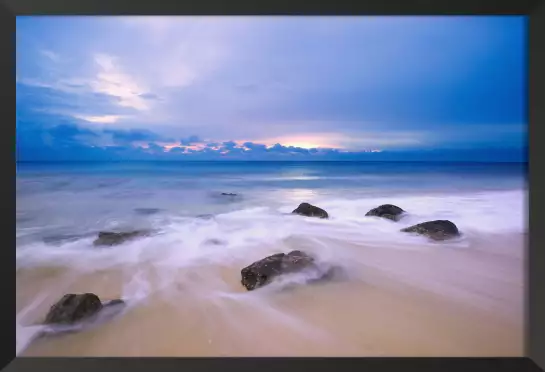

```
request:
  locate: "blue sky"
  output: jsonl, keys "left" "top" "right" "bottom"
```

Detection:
{"left": 16, "top": 16, "right": 527, "bottom": 161}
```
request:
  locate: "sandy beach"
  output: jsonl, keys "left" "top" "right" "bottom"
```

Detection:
{"left": 17, "top": 230, "right": 524, "bottom": 357}
{"left": 16, "top": 14, "right": 527, "bottom": 358}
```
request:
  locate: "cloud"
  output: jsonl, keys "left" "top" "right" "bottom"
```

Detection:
{"left": 180, "top": 135, "right": 202, "bottom": 146}
{"left": 222, "top": 141, "right": 238, "bottom": 149}
{"left": 234, "top": 83, "right": 260, "bottom": 93}
{"left": 103, "top": 128, "right": 170, "bottom": 145}
{"left": 75, "top": 115, "right": 126, "bottom": 124}
{"left": 132, "top": 17, "right": 237, "bottom": 88}
{"left": 15, "top": 120, "right": 527, "bottom": 162}
{"left": 47, "top": 124, "right": 99, "bottom": 145}
{"left": 169, "top": 146, "right": 186, "bottom": 153}
{"left": 145, "top": 142, "right": 165, "bottom": 152}
{"left": 242, "top": 142, "right": 267, "bottom": 151}
{"left": 41, "top": 50, "right": 60, "bottom": 63}
{"left": 16, "top": 16, "right": 527, "bottom": 162}
{"left": 139, "top": 93, "right": 161, "bottom": 100}
{"left": 90, "top": 53, "right": 150, "bottom": 111}
{"left": 17, "top": 75, "right": 138, "bottom": 124}
{"left": 16, "top": 120, "right": 100, "bottom": 158}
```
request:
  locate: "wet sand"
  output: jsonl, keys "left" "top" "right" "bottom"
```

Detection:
{"left": 17, "top": 232, "right": 524, "bottom": 357}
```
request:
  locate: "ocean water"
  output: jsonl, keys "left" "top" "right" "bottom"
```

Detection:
{"left": 16, "top": 161, "right": 528, "bottom": 356}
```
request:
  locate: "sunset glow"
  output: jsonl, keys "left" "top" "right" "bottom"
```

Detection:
{"left": 239, "top": 135, "right": 344, "bottom": 150}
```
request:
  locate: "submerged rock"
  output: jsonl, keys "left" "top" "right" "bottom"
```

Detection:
{"left": 204, "top": 238, "right": 226, "bottom": 246}
{"left": 134, "top": 208, "right": 161, "bottom": 216}
{"left": 35, "top": 295, "right": 127, "bottom": 342}
{"left": 44, "top": 293, "right": 104, "bottom": 325}
{"left": 365, "top": 204, "right": 405, "bottom": 221}
{"left": 241, "top": 250, "right": 330, "bottom": 290}
{"left": 93, "top": 230, "right": 150, "bottom": 246}
{"left": 292, "top": 203, "right": 329, "bottom": 219}
{"left": 401, "top": 220, "right": 460, "bottom": 241}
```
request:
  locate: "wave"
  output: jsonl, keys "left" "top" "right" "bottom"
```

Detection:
{"left": 15, "top": 188, "right": 526, "bottom": 355}
{"left": 16, "top": 189, "right": 526, "bottom": 268}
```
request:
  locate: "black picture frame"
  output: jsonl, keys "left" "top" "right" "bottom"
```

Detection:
{"left": 5, "top": 0, "right": 544, "bottom": 371}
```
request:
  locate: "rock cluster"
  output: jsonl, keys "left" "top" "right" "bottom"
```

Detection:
{"left": 36, "top": 198, "right": 462, "bottom": 346}
{"left": 239, "top": 201, "right": 461, "bottom": 290}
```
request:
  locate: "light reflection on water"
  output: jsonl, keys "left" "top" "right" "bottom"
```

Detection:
{"left": 16, "top": 161, "right": 526, "bottom": 239}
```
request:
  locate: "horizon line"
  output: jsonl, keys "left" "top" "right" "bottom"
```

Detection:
{"left": 16, "top": 159, "right": 528, "bottom": 164}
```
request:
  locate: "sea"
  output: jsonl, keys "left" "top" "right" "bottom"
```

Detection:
{"left": 16, "top": 161, "right": 528, "bottom": 356}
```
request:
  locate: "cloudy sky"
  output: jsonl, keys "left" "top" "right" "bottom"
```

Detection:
{"left": 16, "top": 16, "right": 526, "bottom": 161}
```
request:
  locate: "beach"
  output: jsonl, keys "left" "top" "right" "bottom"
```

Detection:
{"left": 16, "top": 161, "right": 527, "bottom": 356}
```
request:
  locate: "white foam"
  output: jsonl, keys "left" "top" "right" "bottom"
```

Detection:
{"left": 16, "top": 188, "right": 526, "bottom": 349}
{"left": 16, "top": 188, "right": 526, "bottom": 270}
{"left": 16, "top": 324, "right": 46, "bottom": 355}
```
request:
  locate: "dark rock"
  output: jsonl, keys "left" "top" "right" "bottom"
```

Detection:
{"left": 401, "top": 220, "right": 460, "bottom": 241}
{"left": 221, "top": 192, "right": 237, "bottom": 196}
{"left": 241, "top": 250, "right": 326, "bottom": 290}
{"left": 93, "top": 230, "right": 150, "bottom": 246}
{"left": 37, "top": 296, "right": 126, "bottom": 340}
{"left": 292, "top": 203, "right": 329, "bottom": 219}
{"left": 134, "top": 208, "right": 161, "bottom": 216}
{"left": 196, "top": 214, "right": 215, "bottom": 220}
{"left": 204, "top": 238, "right": 225, "bottom": 245}
{"left": 44, "top": 293, "right": 103, "bottom": 325}
{"left": 365, "top": 204, "right": 405, "bottom": 221}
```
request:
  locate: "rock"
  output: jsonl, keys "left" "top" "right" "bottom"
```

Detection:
{"left": 134, "top": 208, "right": 161, "bottom": 216}
{"left": 93, "top": 230, "right": 150, "bottom": 246}
{"left": 292, "top": 203, "right": 329, "bottom": 219}
{"left": 401, "top": 220, "right": 460, "bottom": 241}
{"left": 196, "top": 214, "right": 215, "bottom": 220}
{"left": 221, "top": 192, "right": 237, "bottom": 196}
{"left": 204, "top": 238, "right": 225, "bottom": 245}
{"left": 365, "top": 204, "right": 405, "bottom": 221}
{"left": 38, "top": 296, "right": 126, "bottom": 339}
{"left": 44, "top": 293, "right": 103, "bottom": 324}
{"left": 241, "top": 250, "right": 324, "bottom": 290}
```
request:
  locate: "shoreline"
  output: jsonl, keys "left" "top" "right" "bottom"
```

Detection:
{"left": 16, "top": 167, "right": 526, "bottom": 357}
{"left": 17, "top": 231, "right": 524, "bottom": 357}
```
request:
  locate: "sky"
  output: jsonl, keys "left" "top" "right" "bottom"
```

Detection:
{"left": 16, "top": 16, "right": 527, "bottom": 162}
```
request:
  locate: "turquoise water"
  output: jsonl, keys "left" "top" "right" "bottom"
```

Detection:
{"left": 16, "top": 161, "right": 526, "bottom": 242}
